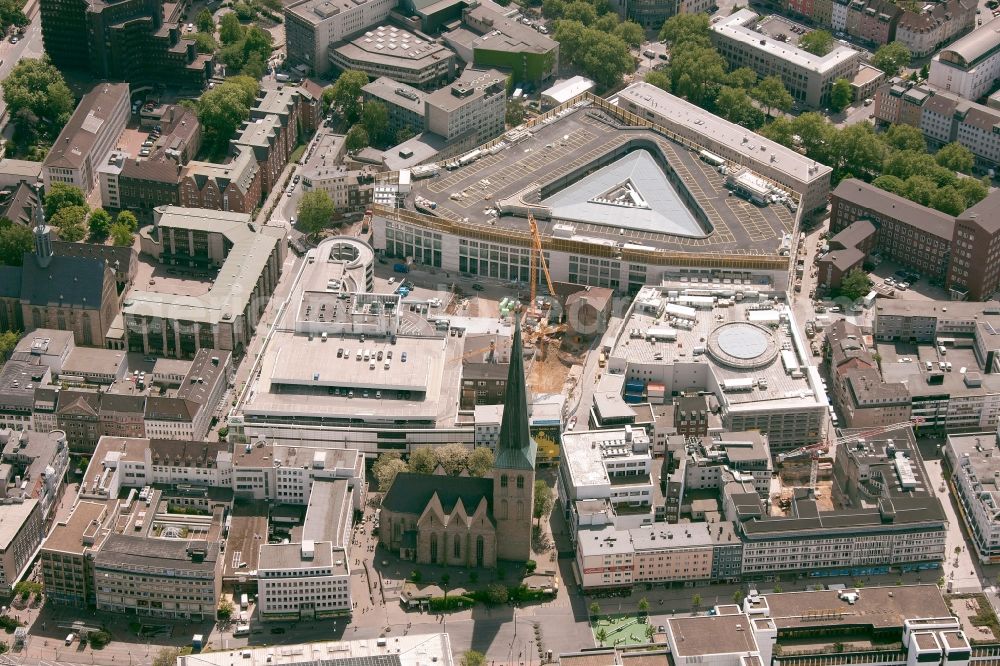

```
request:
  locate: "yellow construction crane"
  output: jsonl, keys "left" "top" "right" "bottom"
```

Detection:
{"left": 446, "top": 341, "right": 499, "bottom": 366}
{"left": 527, "top": 213, "right": 556, "bottom": 326}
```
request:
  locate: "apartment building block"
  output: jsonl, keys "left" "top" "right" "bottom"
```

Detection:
{"left": 285, "top": 0, "right": 395, "bottom": 76}
{"left": 895, "top": 0, "right": 976, "bottom": 58}
{"left": 362, "top": 78, "right": 427, "bottom": 139}
{"left": 330, "top": 25, "right": 457, "bottom": 89}
{"left": 711, "top": 10, "right": 862, "bottom": 109}
{"left": 576, "top": 523, "right": 714, "bottom": 589}
{"left": 40, "top": 0, "right": 212, "bottom": 88}
{"left": 830, "top": 179, "right": 955, "bottom": 281}
{"left": 43, "top": 84, "right": 130, "bottom": 196}
{"left": 257, "top": 479, "right": 353, "bottom": 620}
{"left": 425, "top": 68, "right": 506, "bottom": 144}
{"left": 949, "top": 191, "right": 1000, "bottom": 300}
{"left": 929, "top": 16, "right": 1000, "bottom": 98}
{"left": 945, "top": 430, "right": 1000, "bottom": 564}
{"left": 827, "top": 320, "right": 912, "bottom": 429}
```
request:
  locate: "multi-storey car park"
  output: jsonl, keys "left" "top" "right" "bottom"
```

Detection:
{"left": 371, "top": 83, "right": 833, "bottom": 296}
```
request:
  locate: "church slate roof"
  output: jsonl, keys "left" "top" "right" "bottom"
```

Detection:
{"left": 19, "top": 254, "right": 109, "bottom": 308}
{"left": 494, "top": 317, "right": 537, "bottom": 471}
{"left": 382, "top": 472, "right": 493, "bottom": 516}
{"left": 0, "top": 266, "right": 21, "bottom": 298}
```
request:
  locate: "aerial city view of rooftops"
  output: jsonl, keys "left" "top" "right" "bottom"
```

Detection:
{"left": 2, "top": 0, "right": 1000, "bottom": 662}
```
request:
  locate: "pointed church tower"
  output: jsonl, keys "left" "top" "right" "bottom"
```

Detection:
{"left": 492, "top": 316, "right": 537, "bottom": 562}
{"left": 33, "top": 186, "right": 53, "bottom": 269}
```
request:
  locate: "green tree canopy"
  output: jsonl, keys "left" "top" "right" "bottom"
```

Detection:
{"left": 659, "top": 13, "right": 710, "bottom": 47}
{"left": 829, "top": 78, "right": 853, "bottom": 112}
{"left": 562, "top": 1, "right": 596, "bottom": 24}
{"left": 903, "top": 175, "right": 937, "bottom": 207}
{"left": 506, "top": 100, "right": 525, "bottom": 126}
{"left": 110, "top": 222, "right": 134, "bottom": 247}
{"left": 197, "top": 76, "right": 259, "bottom": 156}
{"left": 0, "top": 0, "right": 29, "bottom": 32}
{"left": 217, "top": 599, "right": 235, "bottom": 621}
{"left": 955, "top": 176, "right": 989, "bottom": 208}
{"left": 361, "top": 100, "right": 390, "bottom": 147}
{"left": 116, "top": 210, "right": 138, "bottom": 233}
{"left": 44, "top": 183, "right": 87, "bottom": 218}
{"left": 345, "top": 124, "right": 370, "bottom": 150}
{"left": 726, "top": 66, "right": 757, "bottom": 91}
{"left": 1, "top": 57, "right": 74, "bottom": 131}
{"left": 799, "top": 29, "right": 833, "bottom": 56}
{"left": 0, "top": 220, "right": 32, "bottom": 266}
{"left": 542, "top": 0, "right": 564, "bottom": 17}
{"left": 192, "top": 32, "right": 218, "bottom": 55}
{"left": 832, "top": 122, "right": 886, "bottom": 180}
{"left": 715, "top": 86, "right": 765, "bottom": 129}
{"left": 434, "top": 443, "right": 471, "bottom": 476}
{"left": 668, "top": 43, "right": 728, "bottom": 107}
{"left": 554, "top": 20, "right": 634, "bottom": 89}
{"left": 533, "top": 479, "right": 554, "bottom": 525}
{"left": 750, "top": 75, "right": 793, "bottom": 116}
{"left": 466, "top": 447, "right": 495, "bottom": 476}
{"left": 327, "top": 70, "right": 369, "bottom": 124}
{"left": 839, "top": 268, "right": 871, "bottom": 300}
{"left": 373, "top": 452, "right": 407, "bottom": 491}
{"left": 297, "top": 189, "right": 335, "bottom": 237}
{"left": 219, "top": 12, "right": 244, "bottom": 45}
{"left": 872, "top": 174, "right": 906, "bottom": 196}
{"left": 614, "top": 21, "right": 644, "bottom": 47}
{"left": 872, "top": 42, "right": 911, "bottom": 77}
{"left": 461, "top": 652, "right": 486, "bottom": 666}
{"left": 88, "top": 208, "right": 112, "bottom": 239}
{"left": 758, "top": 116, "right": 796, "bottom": 147}
{"left": 0, "top": 330, "right": 20, "bottom": 360}
{"left": 791, "top": 112, "right": 836, "bottom": 165}
{"left": 644, "top": 70, "right": 671, "bottom": 92}
{"left": 196, "top": 8, "right": 215, "bottom": 33}
{"left": 883, "top": 124, "right": 926, "bottom": 152}
{"left": 51, "top": 204, "right": 88, "bottom": 231}
{"left": 408, "top": 447, "right": 437, "bottom": 474}
{"left": 935, "top": 142, "right": 974, "bottom": 174}
{"left": 485, "top": 583, "right": 509, "bottom": 605}
{"left": 930, "top": 186, "right": 967, "bottom": 215}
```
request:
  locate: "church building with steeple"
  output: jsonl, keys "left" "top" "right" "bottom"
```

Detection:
{"left": 378, "top": 318, "right": 537, "bottom": 567}
{"left": 0, "top": 187, "right": 119, "bottom": 346}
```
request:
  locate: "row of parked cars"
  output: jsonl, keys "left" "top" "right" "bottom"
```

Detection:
{"left": 139, "top": 125, "right": 162, "bottom": 158}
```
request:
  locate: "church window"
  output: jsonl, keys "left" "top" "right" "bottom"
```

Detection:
{"left": 516, "top": 501, "right": 524, "bottom": 520}
{"left": 517, "top": 475, "right": 524, "bottom": 489}
{"left": 430, "top": 533, "right": 439, "bottom": 564}
{"left": 500, "top": 499, "right": 508, "bottom": 519}
{"left": 500, "top": 475, "right": 508, "bottom": 488}
{"left": 453, "top": 538, "right": 461, "bottom": 559}
{"left": 476, "top": 536, "right": 485, "bottom": 567}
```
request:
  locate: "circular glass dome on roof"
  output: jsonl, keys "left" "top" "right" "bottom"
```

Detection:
{"left": 707, "top": 322, "right": 779, "bottom": 369}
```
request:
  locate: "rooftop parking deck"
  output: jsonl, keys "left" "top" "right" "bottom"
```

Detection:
{"left": 402, "top": 103, "right": 796, "bottom": 257}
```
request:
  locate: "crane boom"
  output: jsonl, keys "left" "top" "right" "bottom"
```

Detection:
{"left": 832, "top": 418, "right": 924, "bottom": 447}
{"left": 526, "top": 213, "right": 555, "bottom": 323}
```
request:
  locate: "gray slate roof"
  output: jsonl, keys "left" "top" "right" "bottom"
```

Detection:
{"left": 19, "top": 255, "right": 109, "bottom": 308}
{"left": 382, "top": 472, "right": 493, "bottom": 516}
